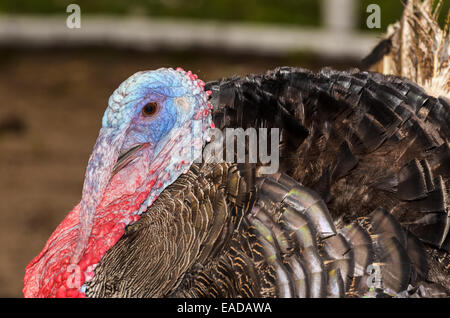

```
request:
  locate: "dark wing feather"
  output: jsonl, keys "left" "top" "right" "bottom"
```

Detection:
{"left": 206, "top": 67, "right": 450, "bottom": 293}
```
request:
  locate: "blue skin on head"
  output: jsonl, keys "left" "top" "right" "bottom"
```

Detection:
{"left": 120, "top": 93, "right": 177, "bottom": 156}
{"left": 103, "top": 68, "right": 203, "bottom": 152}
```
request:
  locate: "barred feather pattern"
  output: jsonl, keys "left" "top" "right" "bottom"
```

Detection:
{"left": 85, "top": 67, "right": 450, "bottom": 298}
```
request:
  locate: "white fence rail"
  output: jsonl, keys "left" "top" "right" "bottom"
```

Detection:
{"left": 0, "top": 0, "right": 381, "bottom": 59}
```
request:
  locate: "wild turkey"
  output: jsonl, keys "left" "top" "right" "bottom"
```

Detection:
{"left": 22, "top": 65, "right": 450, "bottom": 298}
{"left": 24, "top": 5, "right": 449, "bottom": 299}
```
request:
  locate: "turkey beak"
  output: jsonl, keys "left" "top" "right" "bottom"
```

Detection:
{"left": 112, "top": 143, "right": 148, "bottom": 176}
{"left": 73, "top": 127, "right": 130, "bottom": 263}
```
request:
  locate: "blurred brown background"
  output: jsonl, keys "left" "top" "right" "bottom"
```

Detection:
{"left": 2, "top": 0, "right": 439, "bottom": 297}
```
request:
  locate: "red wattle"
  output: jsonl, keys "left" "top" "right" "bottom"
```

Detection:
{"left": 23, "top": 176, "right": 157, "bottom": 298}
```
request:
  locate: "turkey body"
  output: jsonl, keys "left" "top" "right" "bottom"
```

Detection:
{"left": 83, "top": 67, "right": 450, "bottom": 298}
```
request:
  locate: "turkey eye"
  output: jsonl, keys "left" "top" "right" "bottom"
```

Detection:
{"left": 142, "top": 102, "right": 158, "bottom": 117}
